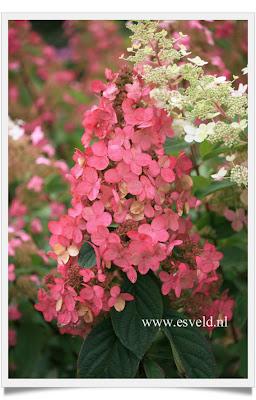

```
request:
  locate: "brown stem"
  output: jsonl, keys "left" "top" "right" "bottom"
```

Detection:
{"left": 190, "top": 144, "right": 200, "bottom": 176}
{"left": 214, "top": 102, "right": 232, "bottom": 123}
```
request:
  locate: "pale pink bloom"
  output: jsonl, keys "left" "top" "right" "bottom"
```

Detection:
{"left": 9, "top": 85, "right": 19, "bottom": 102}
{"left": 122, "top": 265, "right": 138, "bottom": 283}
{"left": 54, "top": 160, "right": 68, "bottom": 174}
{"left": 50, "top": 202, "right": 65, "bottom": 219}
{"left": 164, "top": 209, "right": 180, "bottom": 231}
{"left": 172, "top": 31, "right": 190, "bottom": 49}
{"left": 36, "top": 156, "right": 51, "bottom": 165}
{"left": 57, "top": 289, "right": 78, "bottom": 326}
{"left": 79, "top": 269, "right": 95, "bottom": 283}
{"left": 75, "top": 167, "right": 101, "bottom": 201}
{"left": 174, "top": 152, "right": 192, "bottom": 177}
{"left": 27, "top": 176, "right": 43, "bottom": 192}
{"left": 102, "top": 83, "right": 118, "bottom": 100}
{"left": 8, "top": 264, "right": 16, "bottom": 281}
{"left": 49, "top": 215, "right": 83, "bottom": 244}
{"left": 29, "top": 274, "right": 40, "bottom": 285}
{"left": 125, "top": 79, "right": 150, "bottom": 102}
{"left": 31, "top": 218, "right": 43, "bottom": 233}
{"left": 42, "top": 143, "right": 55, "bottom": 157}
{"left": 37, "top": 249, "right": 49, "bottom": 263}
{"left": 158, "top": 155, "right": 176, "bottom": 183}
{"left": 131, "top": 127, "right": 160, "bottom": 151}
{"left": 108, "top": 286, "right": 134, "bottom": 312}
{"left": 9, "top": 305, "right": 22, "bottom": 320}
{"left": 122, "top": 99, "right": 155, "bottom": 128}
{"left": 31, "top": 126, "right": 44, "bottom": 145}
{"left": 16, "top": 230, "right": 30, "bottom": 242}
{"left": 128, "top": 232, "right": 166, "bottom": 275}
{"left": 8, "top": 238, "right": 21, "bottom": 256}
{"left": 210, "top": 55, "right": 225, "bottom": 70}
{"left": 47, "top": 279, "right": 78, "bottom": 326}
{"left": 166, "top": 239, "right": 183, "bottom": 256}
{"left": 123, "top": 147, "right": 152, "bottom": 175}
{"left": 9, "top": 199, "right": 27, "bottom": 217}
{"left": 105, "top": 68, "right": 119, "bottom": 81}
{"left": 126, "top": 175, "right": 143, "bottom": 195}
{"left": 138, "top": 215, "right": 169, "bottom": 243}
{"left": 137, "top": 175, "right": 155, "bottom": 201}
{"left": 82, "top": 201, "right": 112, "bottom": 233}
{"left": 159, "top": 263, "right": 195, "bottom": 297}
{"left": 102, "top": 239, "right": 125, "bottom": 263}
{"left": 91, "top": 80, "right": 118, "bottom": 100}
{"left": 77, "top": 285, "right": 104, "bottom": 316}
{"left": 224, "top": 208, "right": 247, "bottom": 232}
{"left": 107, "top": 127, "right": 131, "bottom": 161}
{"left": 87, "top": 140, "right": 109, "bottom": 170}
{"left": 91, "top": 226, "right": 120, "bottom": 252}
{"left": 82, "top": 98, "right": 117, "bottom": 143}
{"left": 35, "top": 288, "right": 57, "bottom": 322}
{"left": 196, "top": 242, "right": 223, "bottom": 273}
{"left": 104, "top": 161, "right": 132, "bottom": 184}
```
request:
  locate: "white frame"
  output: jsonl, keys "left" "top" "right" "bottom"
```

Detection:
{"left": 1, "top": 12, "right": 255, "bottom": 388}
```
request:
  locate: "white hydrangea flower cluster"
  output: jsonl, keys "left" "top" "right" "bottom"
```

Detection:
{"left": 126, "top": 21, "right": 248, "bottom": 189}
{"left": 230, "top": 165, "right": 248, "bottom": 188}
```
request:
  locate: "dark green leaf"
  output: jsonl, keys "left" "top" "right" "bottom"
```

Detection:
{"left": 143, "top": 358, "right": 165, "bottom": 378}
{"left": 199, "top": 141, "right": 215, "bottom": 158}
{"left": 238, "top": 338, "right": 248, "bottom": 378}
{"left": 164, "top": 137, "right": 188, "bottom": 156}
{"left": 78, "top": 242, "right": 96, "bottom": 269}
{"left": 77, "top": 318, "right": 139, "bottom": 378}
{"left": 12, "top": 301, "right": 51, "bottom": 378}
{"left": 192, "top": 176, "right": 211, "bottom": 192}
{"left": 210, "top": 214, "right": 234, "bottom": 239}
{"left": 221, "top": 246, "right": 247, "bottom": 271}
{"left": 195, "top": 180, "right": 235, "bottom": 198}
{"left": 111, "top": 273, "right": 163, "bottom": 358}
{"left": 44, "top": 174, "right": 68, "bottom": 196}
{"left": 234, "top": 293, "right": 247, "bottom": 328}
{"left": 199, "top": 142, "right": 227, "bottom": 160}
{"left": 162, "top": 310, "right": 217, "bottom": 378}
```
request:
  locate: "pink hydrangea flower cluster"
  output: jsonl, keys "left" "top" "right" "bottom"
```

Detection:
{"left": 224, "top": 208, "right": 247, "bottom": 232}
{"left": 35, "top": 67, "right": 233, "bottom": 336}
{"left": 8, "top": 122, "right": 69, "bottom": 347}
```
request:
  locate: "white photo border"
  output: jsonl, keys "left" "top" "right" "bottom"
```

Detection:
{"left": 1, "top": 12, "right": 255, "bottom": 388}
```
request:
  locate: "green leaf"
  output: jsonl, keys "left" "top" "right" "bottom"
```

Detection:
{"left": 238, "top": 337, "right": 248, "bottom": 378}
{"left": 143, "top": 358, "right": 165, "bottom": 378}
{"left": 199, "top": 142, "right": 227, "bottom": 160}
{"left": 68, "top": 89, "right": 90, "bottom": 104}
{"left": 195, "top": 180, "right": 235, "bottom": 198}
{"left": 199, "top": 141, "right": 215, "bottom": 158}
{"left": 44, "top": 174, "right": 68, "bottom": 196}
{"left": 192, "top": 176, "right": 211, "bottom": 192}
{"left": 78, "top": 242, "right": 96, "bottom": 269}
{"left": 234, "top": 292, "right": 247, "bottom": 328}
{"left": 221, "top": 246, "right": 247, "bottom": 271}
{"left": 12, "top": 300, "right": 51, "bottom": 377}
{"left": 77, "top": 318, "right": 139, "bottom": 378}
{"left": 111, "top": 273, "right": 163, "bottom": 358}
{"left": 162, "top": 310, "right": 217, "bottom": 378}
{"left": 164, "top": 137, "right": 188, "bottom": 156}
{"left": 209, "top": 214, "right": 234, "bottom": 239}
